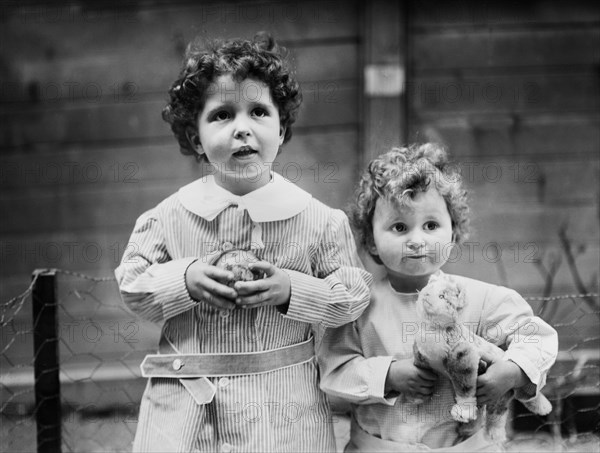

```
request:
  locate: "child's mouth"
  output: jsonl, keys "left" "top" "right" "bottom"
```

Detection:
{"left": 233, "top": 146, "right": 257, "bottom": 158}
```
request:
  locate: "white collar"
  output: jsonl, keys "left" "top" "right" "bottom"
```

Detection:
{"left": 177, "top": 172, "right": 312, "bottom": 222}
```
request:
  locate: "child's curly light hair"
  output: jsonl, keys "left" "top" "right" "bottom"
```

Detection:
{"left": 350, "top": 143, "right": 470, "bottom": 253}
{"left": 162, "top": 31, "right": 302, "bottom": 161}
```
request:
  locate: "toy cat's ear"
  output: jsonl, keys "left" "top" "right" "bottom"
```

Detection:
{"left": 443, "top": 275, "right": 466, "bottom": 309}
{"left": 428, "top": 273, "right": 441, "bottom": 284}
{"left": 455, "top": 282, "right": 466, "bottom": 309}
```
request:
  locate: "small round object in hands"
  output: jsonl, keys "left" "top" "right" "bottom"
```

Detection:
{"left": 213, "top": 249, "right": 264, "bottom": 287}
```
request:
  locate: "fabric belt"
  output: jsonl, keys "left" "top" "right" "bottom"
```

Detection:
{"left": 141, "top": 336, "right": 315, "bottom": 378}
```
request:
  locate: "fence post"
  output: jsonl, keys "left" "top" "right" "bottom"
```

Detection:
{"left": 32, "top": 269, "right": 61, "bottom": 453}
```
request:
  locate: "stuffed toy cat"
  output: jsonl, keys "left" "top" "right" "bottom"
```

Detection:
{"left": 410, "top": 273, "right": 552, "bottom": 441}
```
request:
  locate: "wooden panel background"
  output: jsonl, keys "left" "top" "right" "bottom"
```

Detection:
{"left": 0, "top": 1, "right": 362, "bottom": 311}
{"left": 405, "top": 0, "right": 599, "bottom": 296}
{"left": 1, "top": 0, "right": 599, "bottom": 370}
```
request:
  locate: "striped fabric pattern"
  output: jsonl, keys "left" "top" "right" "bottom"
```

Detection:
{"left": 115, "top": 185, "right": 372, "bottom": 452}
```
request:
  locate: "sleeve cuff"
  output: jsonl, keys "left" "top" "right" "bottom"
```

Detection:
{"left": 283, "top": 269, "right": 330, "bottom": 319}
{"left": 146, "top": 257, "right": 199, "bottom": 320}
{"left": 369, "top": 357, "right": 398, "bottom": 405}
{"left": 281, "top": 268, "right": 370, "bottom": 327}
{"left": 504, "top": 354, "right": 541, "bottom": 400}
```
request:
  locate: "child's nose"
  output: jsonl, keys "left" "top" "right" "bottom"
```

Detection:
{"left": 406, "top": 232, "right": 425, "bottom": 249}
{"left": 233, "top": 115, "right": 252, "bottom": 139}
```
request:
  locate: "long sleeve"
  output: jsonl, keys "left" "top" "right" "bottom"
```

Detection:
{"left": 114, "top": 210, "right": 198, "bottom": 323}
{"left": 480, "top": 288, "right": 558, "bottom": 398}
{"left": 317, "top": 320, "right": 397, "bottom": 406}
{"left": 282, "top": 210, "right": 372, "bottom": 328}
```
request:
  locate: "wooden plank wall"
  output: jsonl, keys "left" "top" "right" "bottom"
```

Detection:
{"left": 1, "top": 0, "right": 598, "bottom": 363}
{"left": 406, "top": 0, "right": 599, "bottom": 296}
{"left": 0, "top": 0, "right": 361, "bottom": 310}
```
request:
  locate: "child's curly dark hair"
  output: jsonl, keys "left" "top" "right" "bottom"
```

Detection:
{"left": 162, "top": 31, "right": 302, "bottom": 161}
{"left": 349, "top": 143, "right": 470, "bottom": 253}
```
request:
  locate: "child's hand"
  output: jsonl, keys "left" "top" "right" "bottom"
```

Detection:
{"left": 185, "top": 260, "right": 238, "bottom": 311}
{"left": 233, "top": 262, "right": 291, "bottom": 309}
{"left": 477, "top": 360, "right": 527, "bottom": 406}
{"left": 386, "top": 358, "right": 437, "bottom": 399}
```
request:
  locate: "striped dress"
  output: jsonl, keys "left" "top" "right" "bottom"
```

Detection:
{"left": 115, "top": 173, "right": 372, "bottom": 452}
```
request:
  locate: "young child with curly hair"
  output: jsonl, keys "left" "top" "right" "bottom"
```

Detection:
{"left": 318, "top": 144, "right": 558, "bottom": 452}
{"left": 115, "top": 32, "right": 372, "bottom": 452}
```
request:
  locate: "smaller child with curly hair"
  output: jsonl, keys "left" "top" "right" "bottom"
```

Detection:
{"left": 318, "top": 144, "right": 557, "bottom": 452}
{"left": 115, "top": 32, "right": 372, "bottom": 452}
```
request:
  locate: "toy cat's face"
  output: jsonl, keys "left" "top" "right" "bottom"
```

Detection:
{"left": 416, "top": 274, "right": 466, "bottom": 326}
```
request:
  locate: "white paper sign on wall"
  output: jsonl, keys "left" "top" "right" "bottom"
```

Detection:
{"left": 364, "top": 64, "right": 404, "bottom": 97}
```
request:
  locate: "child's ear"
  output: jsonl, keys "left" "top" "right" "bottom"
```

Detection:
{"left": 366, "top": 237, "right": 377, "bottom": 256}
{"left": 185, "top": 126, "right": 203, "bottom": 154}
{"left": 279, "top": 126, "right": 286, "bottom": 144}
{"left": 366, "top": 238, "right": 383, "bottom": 265}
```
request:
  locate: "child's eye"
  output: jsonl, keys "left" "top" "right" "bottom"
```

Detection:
{"left": 252, "top": 108, "right": 268, "bottom": 118}
{"left": 213, "top": 111, "right": 231, "bottom": 121}
{"left": 424, "top": 221, "right": 439, "bottom": 231}
{"left": 392, "top": 223, "right": 406, "bottom": 233}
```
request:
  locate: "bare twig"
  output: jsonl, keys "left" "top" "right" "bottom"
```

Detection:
{"left": 533, "top": 251, "right": 562, "bottom": 319}
{"left": 558, "top": 224, "right": 600, "bottom": 317}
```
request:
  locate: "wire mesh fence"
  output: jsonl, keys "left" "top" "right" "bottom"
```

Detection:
{"left": 507, "top": 294, "right": 600, "bottom": 452}
{"left": 1, "top": 269, "right": 161, "bottom": 453}
{"left": 1, "top": 268, "right": 599, "bottom": 452}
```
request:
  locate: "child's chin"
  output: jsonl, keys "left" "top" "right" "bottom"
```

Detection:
{"left": 232, "top": 164, "right": 267, "bottom": 180}
{"left": 399, "top": 266, "right": 435, "bottom": 276}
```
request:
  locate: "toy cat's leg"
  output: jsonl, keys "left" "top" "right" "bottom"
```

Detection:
{"left": 485, "top": 392, "right": 511, "bottom": 441}
{"left": 457, "top": 407, "right": 485, "bottom": 441}
{"left": 405, "top": 343, "right": 431, "bottom": 405}
{"left": 413, "top": 341, "right": 430, "bottom": 369}
{"left": 445, "top": 342, "right": 479, "bottom": 422}
{"left": 518, "top": 391, "right": 552, "bottom": 416}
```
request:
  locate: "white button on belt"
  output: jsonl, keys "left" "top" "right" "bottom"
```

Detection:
{"left": 222, "top": 241, "right": 234, "bottom": 251}
{"left": 221, "top": 442, "right": 233, "bottom": 453}
{"left": 218, "top": 377, "right": 230, "bottom": 388}
{"left": 220, "top": 310, "right": 230, "bottom": 318}
{"left": 172, "top": 358, "right": 183, "bottom": 371}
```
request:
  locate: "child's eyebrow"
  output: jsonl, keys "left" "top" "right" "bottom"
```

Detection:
{"left": 203, "top": 103, "right": 232, "bottom": 116}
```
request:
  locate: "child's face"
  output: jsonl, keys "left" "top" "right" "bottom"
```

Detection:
{"left": 196, "top": 74, "right": 284, "bottom": 195}
{"left": 369, "top": 189, "right": 454, "bottom": 292}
